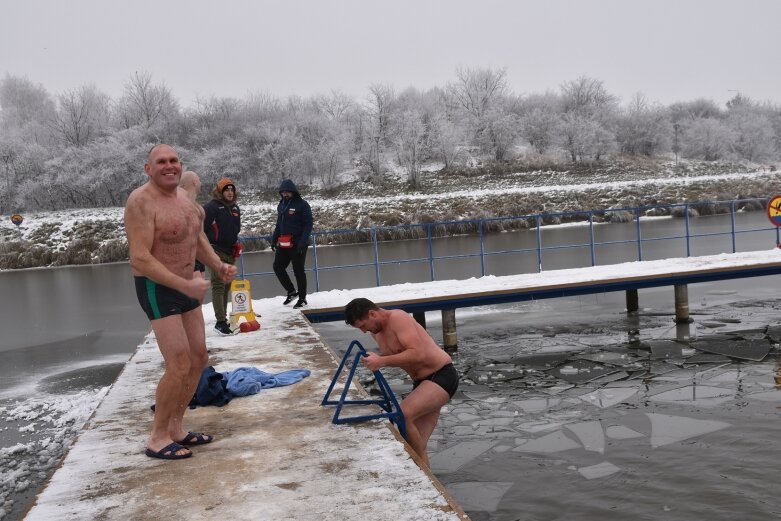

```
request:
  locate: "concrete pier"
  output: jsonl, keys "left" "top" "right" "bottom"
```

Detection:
{"left": 674, "top": 284, "right": 692, "bottom": 323}
{"left": 441, "top": 309, "right": 457, "bottom": 349}
{"left": 23, "top": 303, "right": 468, "bottom": 521}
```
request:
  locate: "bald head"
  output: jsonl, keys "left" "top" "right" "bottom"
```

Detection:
{"left": 180, "top": 170, "right": 201, "bottom": 201}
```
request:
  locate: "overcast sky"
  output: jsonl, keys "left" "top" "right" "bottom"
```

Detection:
{"left": 2, "top": 0, "right": 779, "bottom": 109}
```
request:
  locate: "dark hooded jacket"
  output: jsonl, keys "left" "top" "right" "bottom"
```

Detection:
{"left": 203, "top": 185, "right": 241, "bottom": 256}
{"left": 271, "top": 179, "right": 312, "bottom": 249}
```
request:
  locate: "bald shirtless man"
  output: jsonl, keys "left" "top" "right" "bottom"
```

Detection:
{"left": 125, "top": 145, "right": 237, "bottom": 460}
{"left": 179, "top": 170, "right": 202, "bottom": 202}
{"left": 179, "top": 170, "right": 207, "bottom": 275}
{"left": 344, "top": 298, "right": 459, "bottom": 466}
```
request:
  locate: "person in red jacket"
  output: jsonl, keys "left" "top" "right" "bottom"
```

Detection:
{"left": 203, "top": 177, "right": 241, "bottom": 335}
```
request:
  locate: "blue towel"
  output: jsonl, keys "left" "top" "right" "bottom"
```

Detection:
{"left": 224, "top": 367, "right": 311, "bottom": 397}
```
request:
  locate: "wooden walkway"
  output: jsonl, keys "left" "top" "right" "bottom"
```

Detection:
{"left": 303, "top": 250, "right": 781, "bottom": 322}
{"left": 23, "top": 303, "right": 468, "bottom": 521}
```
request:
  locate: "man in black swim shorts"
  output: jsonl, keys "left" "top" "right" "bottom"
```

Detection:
{"left": 125, "top": 144, "right": 237, "bottom": 461}
{"left": 345, "top": 298, "right": 459, "bottom": 466}
{"left": 412, "top": 363, "right": 458, "bottom": 398}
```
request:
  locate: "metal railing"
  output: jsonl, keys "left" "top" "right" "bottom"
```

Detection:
{"left": 237, "top": 197, "right": 779, "bottom": 292}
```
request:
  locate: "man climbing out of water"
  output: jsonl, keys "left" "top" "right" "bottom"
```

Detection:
{"left": 344, "top": 298, "right": 458, "bottom": 467}
{"left": 125, "top": 145, "right": 237, "bottom": 460}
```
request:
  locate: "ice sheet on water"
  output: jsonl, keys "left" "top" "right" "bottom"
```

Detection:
{"left": 577, "top": 387, "right": 638, "bottom": 408}
{"left": 512, "top": 397, "right": 562, "bottom": 413}
{"left": 446, "top": 481, "right": 514, "bottom": 512}
{"left": 430, "top": 440, "right": 499, "bottom": 473}
{"left": 565, "top": 421, "right": 605, "bottom": 454}
{"left": 691, "top": 338, "right": 770, "bottom": 361}
{"left": 605, "top": 425, "right": 645, "bottom": 440}
{"left": 578, "top": 461, "right": 621, "bottom": 479}
{"left": 512, "top": 430, "right": 581, "bottom": 453}
{"left": 647, "top": 413, "right": 731, "bottom": 448}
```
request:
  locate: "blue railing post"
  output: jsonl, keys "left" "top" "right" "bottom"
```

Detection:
{"left": 730, "top": 201, "right": 736, "bottom": 253}
{"left": 312, "top": 234, "right": 320, "bottom": 292}
{"left": 427, "top": 224, "right": 435, "bottom": 281}
{"left": 635, "top": 207, "right": 643, "bottom": 261}
{"left": 684, "top": 202, "right": 691, "bottom": 257}
{"left": 535, "top": 215, "right": 543, "bottom": 272}
{"left": 372, "top": 229, "right": 381, "bottom": 287}
{"left": 588, "top": 211, "right": 596, "bottom": 266}
{"left": 479, "top": 220, "right": 486, "bottom": 276}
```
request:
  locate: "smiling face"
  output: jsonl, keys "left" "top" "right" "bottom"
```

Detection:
{"left": 144, "top": 145, "right": 182, "bottom": 191}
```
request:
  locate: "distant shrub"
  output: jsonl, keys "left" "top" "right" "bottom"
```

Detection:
{"left": 96, "top": 239, "right": 128, "bottom": 263}
{"left": 671, "top": 206, "right": 700, "bottom": 218}
{"left": 604, "top": 210, "right": 634, "bottom": 223}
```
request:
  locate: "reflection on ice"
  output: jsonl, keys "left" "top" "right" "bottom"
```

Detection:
{"left": 647, "top": 413, "right": 730, "bottom": 448}
{"left": 649, "top": 385, "right": 734, "bottom": 407}
{"left": 746, "top": 390, "right": 781, "bottom": 402}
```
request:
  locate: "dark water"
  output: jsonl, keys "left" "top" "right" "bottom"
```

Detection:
{"left": 315, "top": 285, "right": 781, "bottom": 521}
{"left": 1, "top": 212, "right": 780, "bottom": 520}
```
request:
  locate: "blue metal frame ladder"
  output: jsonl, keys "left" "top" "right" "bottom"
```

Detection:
{"left": 321, "top": 340, "right": 407, "bottom": 440}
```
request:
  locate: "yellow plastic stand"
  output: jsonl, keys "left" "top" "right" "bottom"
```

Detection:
{"left": 229, "top": 279, "right": 258, "bottom": 330}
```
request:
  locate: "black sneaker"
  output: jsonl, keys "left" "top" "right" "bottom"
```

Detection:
{"left": 214, "top": 321, "right": 233, "bottom": 336}
{"left": 283, "top": 292, "right": 298, "bottom": 305}
{"left": 293, "top": 298, "right": 307, "bottom": 309}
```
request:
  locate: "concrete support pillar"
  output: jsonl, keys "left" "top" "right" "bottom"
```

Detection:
{"left": 626, "top": 289, "right": 639, "bottom": 314}
{"left": 441, "top": 308, "right": 457, "bottom": 350}
{"left": 412, "top": 311, "right": 426, "bottom": 329}
{"left": 674, "top": 284, "right": 692, "bottom": 324}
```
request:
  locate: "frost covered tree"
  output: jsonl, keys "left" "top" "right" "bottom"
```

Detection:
{"left": 680, "top": 117, "right": 735, "bottom": 161}
{"left": 51, "top": 84, "right": 110, "bottom": 147}
{"left": 559, "top": 76, "right": 618, "bottom": 161}
{"left": 615, "top": 93, "right": 671, "bottom": 156}
{"left": 724, "top": 95, "right": 776, "bottom": 162}
{"left": 0, "top": 74, "right": 56, "bottom": 145}
{"left": 115, "top": 71, "right": 179, "bottom": 136}
{"left": 518, "top": 92, "right": 562, "bottom": 155}
{"left": 448, "top": 66, "right": 508, "bottom": 121}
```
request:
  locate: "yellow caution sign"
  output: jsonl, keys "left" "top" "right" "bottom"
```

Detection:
{"left": 229, "top": 279, "right": 259, "bottom": 332}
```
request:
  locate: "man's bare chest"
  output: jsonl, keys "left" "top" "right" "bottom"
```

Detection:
{"left": 155, "top": 202, "right": 200, "bottom": 245}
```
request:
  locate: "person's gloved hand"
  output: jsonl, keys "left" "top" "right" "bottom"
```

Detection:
{"left": 232, "top": 242, "right": 243, "bottom": 258}
{"left": 270, "top": 241, "right": 277, "bottom": 252}
{"left": 297, "top": 243, "right": 307, "bottom": 254}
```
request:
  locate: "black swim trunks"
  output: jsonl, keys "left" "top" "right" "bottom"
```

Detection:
{"left": 134, "top": 276, "right": 200, "bottom": 321}
{"left": 412, "top": 363, "right": 459, "bottom": 398}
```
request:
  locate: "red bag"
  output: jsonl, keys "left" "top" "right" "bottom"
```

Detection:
{"left": 277, "top": 234, "right": 294, "bottom": 249}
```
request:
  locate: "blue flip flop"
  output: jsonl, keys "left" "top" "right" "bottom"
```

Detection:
{"left": 176, "top": 432, "right": 214, "bottom": 446}
{"left": 145, "top": 442, "right": 192, "bottom": 460}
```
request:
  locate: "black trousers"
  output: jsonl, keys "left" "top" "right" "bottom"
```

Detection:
{"left": 273, "top": 246, "right": 308, "bottom": 298}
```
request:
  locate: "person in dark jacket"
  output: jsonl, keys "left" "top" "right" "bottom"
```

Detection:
{"left": 203, "top": 177, "right": 242, "bottom": 334}
{"left": 271, "top": 179, "right": 313, "bottom": 308}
